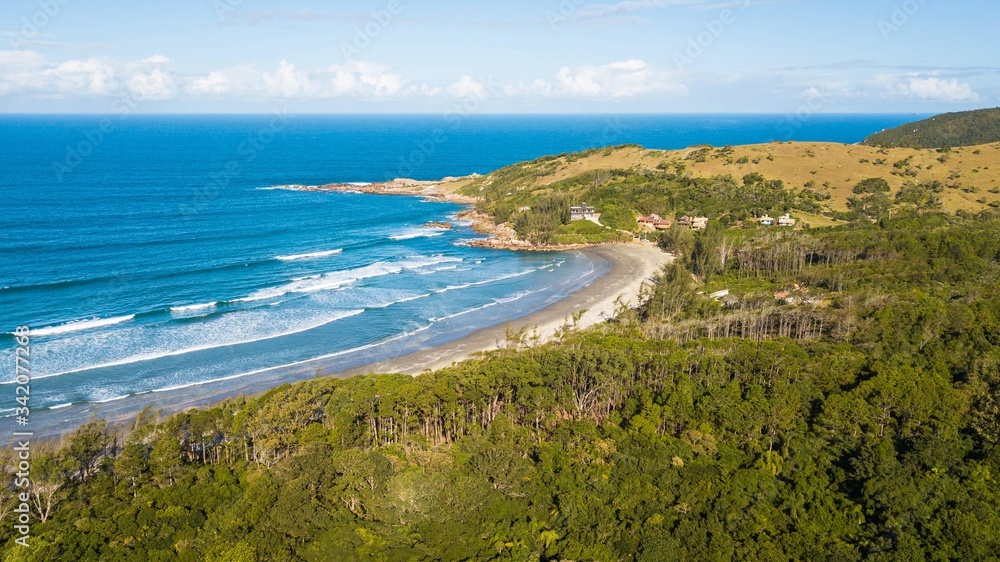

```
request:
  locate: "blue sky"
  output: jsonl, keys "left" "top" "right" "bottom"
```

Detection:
{"left": 1, "top": 0, "right": 995, "bottom": 113}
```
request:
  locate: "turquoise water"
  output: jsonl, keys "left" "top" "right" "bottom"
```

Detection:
{"left": 0, "top": 114, "right": 920, "bottom": 418}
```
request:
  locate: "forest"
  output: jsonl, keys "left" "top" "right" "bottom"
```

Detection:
{"left": 2, "top": 206, "right": 999, "bottom": 561}
{"left": 862, "top": 108, "right": 1000, "bottom": 149}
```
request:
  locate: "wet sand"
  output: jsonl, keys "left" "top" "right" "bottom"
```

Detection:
{"left": 347, "top": 243, "right": 671, "bottom": 375}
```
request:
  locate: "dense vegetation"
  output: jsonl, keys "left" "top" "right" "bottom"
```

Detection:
{"left": 463, "top": 149, "right": 827, "bottom": 244}
{"left": 863, "top": 108, "right": 1000, "bottom": 149}
{"left": 3, "top": 208, "right": 1000, "bottom": 560}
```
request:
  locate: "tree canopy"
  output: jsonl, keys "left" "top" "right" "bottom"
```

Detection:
{"left": 3, "top": 211, "right": 1000, "bottom": 560}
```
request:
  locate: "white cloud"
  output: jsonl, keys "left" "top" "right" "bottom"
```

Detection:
{"left": 182, "top": 60, "right": 408, "bottom": 99}
{"left": 43, "top": 58, "right": 119, "bottom": 96}
{"left": 141, "top": 55, "right": 172, "bottom": 65}
{"left": 263, "top": 60, "right": 313, "bottom": 98}
{"left": 0, "top": 51, "right": 138, "bottom": 98}
{"left": 554, "top": 59, "right": 686, "bottom": 98}
{"left": 503, "top": 79, "right": 553, "bottom": 97}
{"left": 875, "top": 73, "right": 979, "bottom": 102}
{"left": 419, "top": 84, "right": 444, "bottom": 97}
{"left": 187, "top": 70, "right": 235, "bottom": 96}
{"left": 128, "top": 68, "right": 175, "bottom": 99}
{"left": 2, "top": 52, "right": 689, "bottom": 105}
{"left": 446, "top": 75, "right": 488, "bottom": 98}
{"left": 328, "top": 60, "right": 405, "bottom": 97}
{"left": 0, "top": 49, "right": 46, "bottom": 70}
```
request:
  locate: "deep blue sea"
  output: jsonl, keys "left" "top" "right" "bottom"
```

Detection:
{"left": 0, "top": 114, "right": 921, "bottom": 421}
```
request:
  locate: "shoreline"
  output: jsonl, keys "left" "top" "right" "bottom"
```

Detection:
{"left": 335, "top": 243, "right": 671, "bottom": 375}
{"left": 287, "top": 179, "right": 596, "bottom": 252}
{"left": 24, "top": 243, "right": 671, "bottom": 439}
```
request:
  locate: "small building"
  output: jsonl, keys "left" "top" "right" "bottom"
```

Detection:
{"left": 638, "top": 214, "right": 659, "bottom": 226}
{"left": 639, "top": 214, "right": 673, "bottom": 231}
{"left": 570, "top": 202, "right": 597, "bottom": 221}
{"left": 653, "top": 218, "right": 673, "bottom": 230}
{"left": 778, "top": 214, "right": 796, "bottom": 227}
{"left": 758, "top": 215, "right": 775, "bottom": 226}
{"left": 677, "top": 215, "right": 708, "bottom": 230}
{"left": 708, "top": 289, "right": 730, "bottom": 300}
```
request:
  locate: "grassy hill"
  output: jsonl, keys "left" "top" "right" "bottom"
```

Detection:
{"left": 446, "top": 141, "right": 1000, "bottom": 241}
{"left": 862, "top": 108, "right": 1000, "bottom": 149}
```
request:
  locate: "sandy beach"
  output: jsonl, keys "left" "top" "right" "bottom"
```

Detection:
{"left": 344, "top": 243, "right": 671, "bottom": 375}
{"left": 27, "top": 243, "right": 671, "bottom": 438}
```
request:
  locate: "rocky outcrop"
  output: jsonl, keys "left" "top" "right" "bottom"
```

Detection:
{"left": 294, "top": 178, "right": 589, "bottom": 252}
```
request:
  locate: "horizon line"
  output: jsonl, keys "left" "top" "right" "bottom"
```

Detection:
{"left": 0, "top": 110, "right": 944, "bottom": 117}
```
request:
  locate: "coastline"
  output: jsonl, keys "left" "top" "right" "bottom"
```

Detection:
{"left": 342, "top": 243, "right": 671, "bottom": 375}
{"left": 290, "top": 179, "right": 594, "bottom": 252}
{"left": 26, "top": 243, "right": 671, "bottom": 438}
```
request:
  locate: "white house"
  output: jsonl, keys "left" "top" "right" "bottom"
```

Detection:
{"left": 570, "top": 202, "right": 598, "bottom": 221}
{"left": 778, "top": 214, "right": 796, "bottom": 227}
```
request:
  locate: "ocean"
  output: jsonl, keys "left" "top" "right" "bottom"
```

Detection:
{"left": 0, "top": 113, "right": 921, "bottom": 425}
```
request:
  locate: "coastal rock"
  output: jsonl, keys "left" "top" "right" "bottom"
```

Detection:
{"left": 302, "top": 181, "right": 586, "bottom": 252}
{"left": 423, "top": 221, "right": 453, "bottom": 229}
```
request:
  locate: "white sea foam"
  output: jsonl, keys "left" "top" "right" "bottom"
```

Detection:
{"left": 428, "top": 290, "right": 537, "bottom": 323}
{"left": 241, "top": 256, "right": 460, "bottom": 302}
{"left": 32, "top": 315, "right": 136, "bottom": 337}
{"left": 256, "top": 184, "right": 317, "bottom": 191}
{"left": 170, "top": 302, "right": 218, "bottom": 314}
{"left": 434, "top": 269, "right": 536, "bottom": 294}
{"left": 276, "top": 249, "right": 343, "bottom": 261}
{"left": 151, "top": 324, "right": 434, "bottom": 394}
{"left": 20, "top": 309, "right": 367, "bottom": 382}
{"left": 49, "top": 403, "right": 73, "bottom": 410}
{"left": 390, "top": 228, "right": 445, "bottom": 241}
{"left": 429, "top": 303, "right": 497, "bottom": 323}
{"left": 366, "top": 293, "right": 432, "bottom": 309}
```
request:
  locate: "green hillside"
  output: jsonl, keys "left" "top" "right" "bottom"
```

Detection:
{"left": 4, "top": 211, "right": 1000, "bottom": 560}
{"left": 863, "top": 108, "right": 1000, "bottom": 149}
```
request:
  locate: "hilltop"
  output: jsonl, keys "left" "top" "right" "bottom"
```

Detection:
{"left": 862, "top": 108, "right": 1000, "bottom": 149}
{"left": 440, "top": 141, "right": 1000, "bottom": 245}
{"left": 308, "top": 140, "right": 1000, "bottom": 249}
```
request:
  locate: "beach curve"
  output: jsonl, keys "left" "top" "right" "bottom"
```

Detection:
{"left": 25, "top": 243, "right": 671, "bottom": 438}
